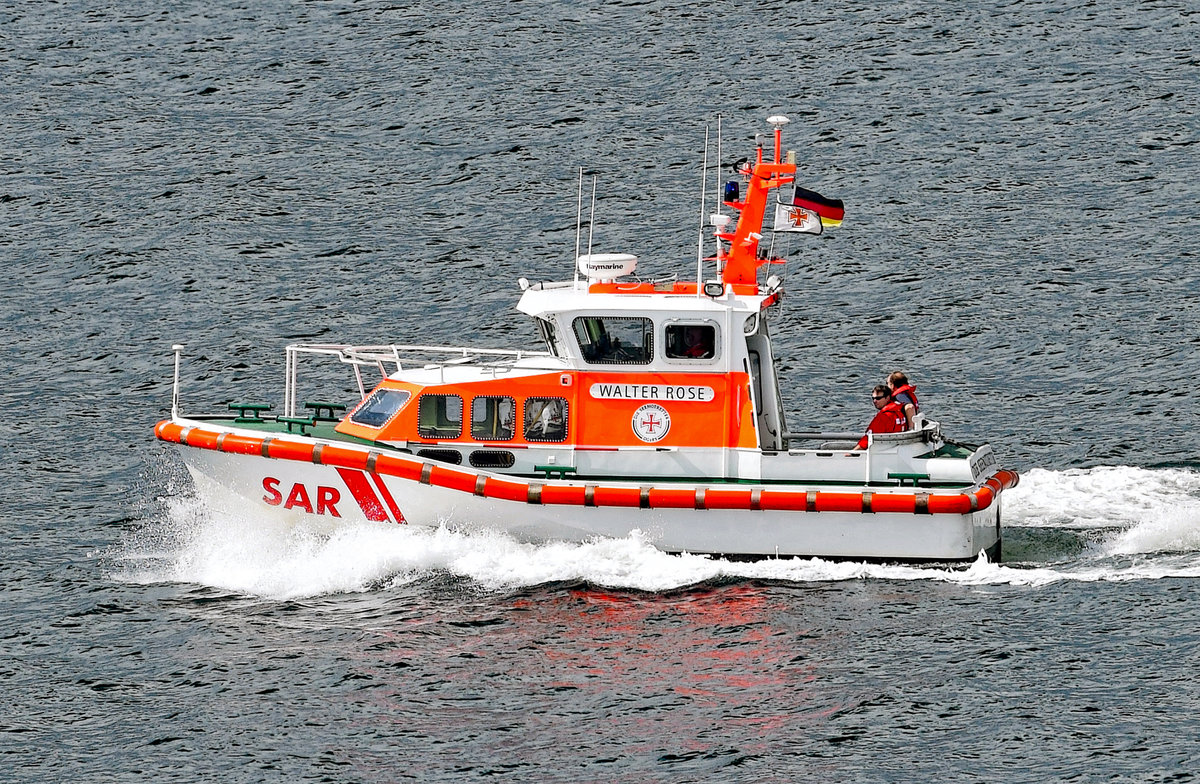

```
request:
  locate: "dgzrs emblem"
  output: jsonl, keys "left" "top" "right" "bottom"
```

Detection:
{"left": 631, "top": 403, "right": 671, "bottom": 443}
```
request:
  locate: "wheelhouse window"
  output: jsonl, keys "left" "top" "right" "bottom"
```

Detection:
{"left": 471, "top": 396, "right": 515, "bottom": 441}
{"left": 349, "top": 388, "right": 411, "bottom": 428}
{"left": 665, "top": 324, "right": 717, "bottom": 360}
{"left": 524, "top": 397, "right": 567, "bottom": 442}
{"left": 417, "top": 394, "right": 463, "bottom": 439}
{"left": 572, "top": 316, "right": 653, "bottom": 365}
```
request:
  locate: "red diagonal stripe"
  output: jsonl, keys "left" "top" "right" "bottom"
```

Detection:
{"left": 369, "top": 472, "right": 407, "bottom": 525}
{"left": 335, "top": 467, "right": 389, "bottom": 522}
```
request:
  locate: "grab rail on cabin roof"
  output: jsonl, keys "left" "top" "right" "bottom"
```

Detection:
{"left": 283, "top": 343, "right": 554, "bottom": 417}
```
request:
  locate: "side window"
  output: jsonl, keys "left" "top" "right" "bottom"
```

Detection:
{"left": 349, "top": 389, "right": 411, "bottom": 428}
{"left": 524, "top": 397, "right": 568, "bottom": 442}
{"left": 471, "top": 396, "right": 515, "bottom": 441}
{"left": 572, "top": 316, "right": 653, "bottom": 364}
{"left": 537, "top": 318, "right": 563, "bottom": 358}
{"left": 665, "top": 324, "right": 717, "bottom": 360}
{"left": 417, "top": 394, "right": 463, "bottom": 439}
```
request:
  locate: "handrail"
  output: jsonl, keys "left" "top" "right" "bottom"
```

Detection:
{"left": 784, "top": 431, "right": 863, "bottom": 441}
{"left": 289, "top": 342, "right": 552, "bottom": 365}
{"left": 784, "top": 419, "right": 942, "bottom": 446}
{"left": 283, "top": 342, "right": 555, "bottom": 417}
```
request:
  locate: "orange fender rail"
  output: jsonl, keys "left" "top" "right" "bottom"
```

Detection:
{"left": 157, "top": 421, "right": 1019, "bottom": 515}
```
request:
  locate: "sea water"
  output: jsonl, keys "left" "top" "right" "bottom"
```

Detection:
{"left": 4, "top": 0, "right": 1198, "bottom": 781}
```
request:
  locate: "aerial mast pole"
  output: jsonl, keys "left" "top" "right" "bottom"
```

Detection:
{"left": 696, "top": 125, "right": 709, "bottom": 297}
{"left": 719, "top": 115, "right": 796, "bottom": 289}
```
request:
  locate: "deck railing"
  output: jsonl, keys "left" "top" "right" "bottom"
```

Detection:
{"left": 282, "top": 343, "right": 554, "bottom": 417}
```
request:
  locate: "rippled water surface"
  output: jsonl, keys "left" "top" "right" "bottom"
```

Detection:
{"left": 4, "top": 0, "right": 1199, "bottom": 781}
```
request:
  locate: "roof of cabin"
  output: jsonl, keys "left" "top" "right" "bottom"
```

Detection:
{"left": 516, "top": 282, "right": 774, "bottom": 320}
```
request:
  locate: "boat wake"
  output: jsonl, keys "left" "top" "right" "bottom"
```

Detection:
{"left": 113, "top": 466, "right": 1200, "bottom": 598}
{"left": 1004, "top": 465, "right": 1200, "bottom": 560}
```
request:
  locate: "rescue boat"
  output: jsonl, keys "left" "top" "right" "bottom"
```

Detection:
{"left": 155, "top": 116, "right": 1018, "bottom": 562}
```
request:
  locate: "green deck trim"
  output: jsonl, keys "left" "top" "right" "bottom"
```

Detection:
{"left": 888, "top": 472, "right": 932, "bottom": 486}
{"left": 277, "top": 415, "right": 315, "bottom": 434}
{"left": 229, "top": 401, "right": 273, "bottom": 423}
{"left": 188, "top": 416, "right": 382, "bottom": 447}
{"left": 303, "top": 400, "right": 347, "bottom": 421}
{"left": 915, "top": 443, "right": 975, "bottom": 460}
{"left": 535, "top": 464, "right": 577, "bottom": 479}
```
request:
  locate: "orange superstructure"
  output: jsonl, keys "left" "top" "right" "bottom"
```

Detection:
{"left": 334, "top": 368, "right": 757, "bottom": 452}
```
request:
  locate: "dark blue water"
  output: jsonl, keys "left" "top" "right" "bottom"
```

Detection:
{"left": 4, "top": 1, "right": 1199, "bottom": 781}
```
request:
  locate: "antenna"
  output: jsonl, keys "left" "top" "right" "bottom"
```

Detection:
{"left": 171, "top": 344, "right": 184, "bottom": 418}
{"left": 586, "top": 175, "right": 597, "bottom": 259}
{"left": 696, "top": 125, "right": 709, "bottom": 297}
{"left": 714, "top": 114, "right": 725, "bottom": 275}
{"left": 715, "top": 114, "right": 723, "bottom": 218}
{"left": 574, "top": 167, "right": 583, "bottom": 288}
{"left": 767, "top": 114, "right": 789, "bottom": 163}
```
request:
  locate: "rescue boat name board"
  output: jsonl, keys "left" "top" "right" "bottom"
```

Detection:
{"left": 589, "top": 383, "right": 715, "bottom": 402}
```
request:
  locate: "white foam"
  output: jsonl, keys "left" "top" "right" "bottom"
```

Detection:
{"left": 111, "top": 465, "right": 1200, "bottom": 597}
{"left": 1005, "top": 465, "right": 1200, "bottom": 529}
{"left": 1006, "top": 465, "right": 1200, "bottom": 561}
{"left": 1098, "top": 503, "right": 1200, "bottom": 556}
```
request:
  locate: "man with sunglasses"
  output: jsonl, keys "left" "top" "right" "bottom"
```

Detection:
{"left": 855, "top": 385, "right": 907, "bottom": 449}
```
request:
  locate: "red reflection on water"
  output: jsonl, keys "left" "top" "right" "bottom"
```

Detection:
{"left": 346, "top": 581, "right": 859, "bottom": 770}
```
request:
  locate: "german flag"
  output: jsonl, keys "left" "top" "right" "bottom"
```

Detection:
{"left": 792, "top": 186, "right": 844, "bottom": 227}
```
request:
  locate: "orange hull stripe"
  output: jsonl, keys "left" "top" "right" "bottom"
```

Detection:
{"left": 871, "top": 493, "right": 917, "bottom": 514}
{"left": 155, "top": 421, "right": 1018, "bottom": 515}
{"left": 220, "top": 433, "right": 265, "bottom": 455}
{"left": 320, "top": 445, "right": 370, "bottom": 470}
{"left": 375, "top": 453, "right": 423, "bottom": 481}
{"left": 647, "top": 488, "right": 696, "bottom": 509}
{"left": 429, "top": 465, "right": 477, "bottom": 494}
{"left": 541, "top": 485, "right": 587, "bottom": 505}
{"left": 590, "top": 486, "right": 641, "bottom": 508}
{"left": 703, "top": 488, "right": 754, "bottom": 509}
{"left": 759, "top": 490, "right": 807, "bottom": 511}
{"left": 267, "top": 439, "right": 314, "bottom": 462}
{"left": 483, "top": 477, "right": 528, "bottom": 503}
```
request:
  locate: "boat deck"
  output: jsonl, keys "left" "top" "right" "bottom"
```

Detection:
{"left": 192, "top": 407, "right": 377, "bottom": 446}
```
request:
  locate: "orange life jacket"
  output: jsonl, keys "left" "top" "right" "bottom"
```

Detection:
{"left": 891, "top": 383, "right": 919, "bottom": 412}
{"left": 856, "top": 401, "right": 906, "bottom": 448}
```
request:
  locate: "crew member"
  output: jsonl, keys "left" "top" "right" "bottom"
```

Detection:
{"left": 887, "top": 371, "right": 920, "bottom": 430}
{"left": 682, "top": 325, "right": 713, "bottom": 358}
{"left": 856, "top": 385, "right": 907, "bottom": 449}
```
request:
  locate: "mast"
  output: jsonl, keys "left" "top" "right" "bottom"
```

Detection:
{"left": 696, "top": 126, "right": 709, "bottom": 297}
{"left": 720, "top": 116, "right": 796, "bottom": 289}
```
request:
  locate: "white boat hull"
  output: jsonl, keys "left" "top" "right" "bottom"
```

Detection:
{"left": 163, "top": 420, "right": 1010, "bottom": 562}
